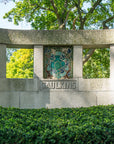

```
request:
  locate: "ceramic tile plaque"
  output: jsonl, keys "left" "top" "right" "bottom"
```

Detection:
{"left": 44, "top": 46, "right": 73, "bottom": 79}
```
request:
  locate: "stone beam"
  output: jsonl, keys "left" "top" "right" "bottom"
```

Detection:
{"left": 0, "top": 28, "right": 114, "bottom": 49}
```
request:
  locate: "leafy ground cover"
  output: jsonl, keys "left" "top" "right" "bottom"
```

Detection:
{"left": 0, "top": 105, "right": 114, "bottom": 144}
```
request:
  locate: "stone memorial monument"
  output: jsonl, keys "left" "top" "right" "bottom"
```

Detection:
{"left": 0, "top": 28, "right": 114, "bottom": 108}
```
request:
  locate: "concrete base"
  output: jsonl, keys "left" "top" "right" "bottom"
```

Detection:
{"left": 0, "top": 78, "right": 113, "bottom": 109}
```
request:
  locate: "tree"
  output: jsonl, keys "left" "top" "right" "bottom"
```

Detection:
{"left": 3, "top": 0, "right": 114, "bottom": 30}
{"left": 3, "top": 0, "right": 114, "bottom": 78}
{"left": 6, "top": 49, "right": 33, "bottom": 78}
{"left": 83, "top": 48, "right": 110, "bottom": 78}
{"left": 6, "top": 48, "right": 18, "bottom": 62}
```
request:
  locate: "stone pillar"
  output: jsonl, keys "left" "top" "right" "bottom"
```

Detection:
{"left": 0, "top": 44, "right": 6, "bottom": 78}
{"left": 34, "top": 45, "right": 43, "bottom": 79}
{"left": 73, "top": 46, "right": 83, "bottom": 78}
{"left": 110, "top": 45, "right": 114, "bottom": 79}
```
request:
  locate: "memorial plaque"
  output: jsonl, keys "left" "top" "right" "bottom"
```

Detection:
{"left": 43, "top": 46, "right": 73, "bottom": 79}
{"left": 40, "top": 80, "right": 77, "bottom": 90}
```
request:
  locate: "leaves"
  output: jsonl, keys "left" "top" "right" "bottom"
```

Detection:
{"left": 3, "top": 0, "right": 114, "bottom": 30}
{"left": 83, "top": 48, "right": 110, "bottom": 78}
{"left": 6, "top": 49, "right": 34, "bottom": 78}
{"left": 0, "top": 105, "right": 114, "bottom": 143}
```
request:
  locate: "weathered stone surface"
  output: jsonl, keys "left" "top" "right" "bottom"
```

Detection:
{"left": 10, "top": 91, "right": 97, "bottom": 108}
{"left": 0, "top": 79, "right": 10, "bottom": 91}
{"left": 97, "top": 92, "right": 114, "bottom": 105}
{"left": 0, "top": 79, "right": 39, "bottom": 92}
{"left": 20, "top": 92, "right": 36, "bottom": 109}
{"left": 34, "top": 46, "right": 43, "bottom": 79}
{"left": 25, "top": 79, "right": 38, "bottom": 92}
{"left": 73, "top": 46, "right": 83, "bottom": 78}
{"left": 9, "top": 92, "right": 20, "bottom": 108}
{"left": 19, "top": 92, "right": 50, "bottom": 109}
{"left": 34, "top": 91, "right": 50, "bottom": 109}
{"left": 0, "top": 29, "right": 114, "bottom": 48}
{"left": 46, "top": 92, "right": 97, "bottom": 108}
{"left": 79, "top": 78, "right": 114, "bottom": 91}
{"left": 110, "top": 45, "right": 114, "bottom": 80}
{"left": 0, "top": 90, "right": 114, "bottom": 108}
{"left": 9, "top": 79, "right": 26, "bottom": 91}
{"left": 0, "top": 44, "right": 6, "bottom": 78}
{"left": 0, "top": 92, "right": 9, "bottom": 107}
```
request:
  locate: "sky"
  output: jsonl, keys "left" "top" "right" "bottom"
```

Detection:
{"left": 0, "top": 0, "right": 32, "bottom": 29}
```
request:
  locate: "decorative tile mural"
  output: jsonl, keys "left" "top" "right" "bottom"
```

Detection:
{"left": 44, "top": 46, "right": 73, "bottom": 79}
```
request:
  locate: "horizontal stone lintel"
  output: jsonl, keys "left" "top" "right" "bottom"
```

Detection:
{"left": 0, "top": 78, "right": 114, "bottom": 91}
{"left": 5, "top": 44, "right": 111, "bottom": 49}
{"left": 0, "top": 29, "right": 114, "bottom": 49}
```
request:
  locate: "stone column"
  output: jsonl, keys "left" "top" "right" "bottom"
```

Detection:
{"left": 73, "top": 46, "right": 83, "bottom": 78}
{"left": 110, "top": 45, "right": 114, "bottom": 79}
{"left": 0, "top": 44, "right": 6, "bottom": 78}
{"left": 34, "top": 45, "right": 43, "bottom": 79}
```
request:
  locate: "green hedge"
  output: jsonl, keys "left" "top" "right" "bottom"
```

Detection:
{"left": 0, "top": 105, "right": 114, "bottom": 144}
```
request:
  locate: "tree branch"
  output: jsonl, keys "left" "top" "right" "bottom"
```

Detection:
{"left": 72, "top": 16, "right": 78, "bottom": 30}
{"left": 72, "top": 17, "right": 77, "bottom": 30}
{"left": 40, "top": 6, "right": 55, "bottom": 12}
{"left": 83, "top": 49, "right": 95, "bottom": 65}
{"left": 99, "top": 3, "right": 109, "bottom": 13}
{"left": 31, "top": 3, "right": 55, "bottom": 13}
{"left": 103, "top": 16, "right": 114, "bottom": 29}
{"left": 74, "top": 1, "right": 84, "bottom": 29}
{"left": 64, "top": 0, "right": 68, "bottom": 9}
{"left": 49, "top": 0, "right": 59, "bottom": 16}
{"left": 59, "top": 6, "right": 75, "bottom": 29}
{"left": 49, "top": 0, "right": 63, "bottom": 26}
{"left": 83, "top": 0, "right": 102, "bottom": 23}
{"left": 30, "top": 5, "right": 55, "bottom": 16}
{"left": 59, "top": 10, "right": 70, "bottom": 29}
{"left": 77, "top": 0, "right": 83, "bottom": 29}
{"left": 62, "top": 0, "right": 68, "bottom": 16}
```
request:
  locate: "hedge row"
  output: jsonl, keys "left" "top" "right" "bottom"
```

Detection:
{"left": 0, "top": 105, "right": 114, "bottom": 144}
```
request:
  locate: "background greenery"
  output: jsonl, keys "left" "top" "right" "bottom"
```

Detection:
{"left": 83, "top": 48, "right": 110, "bottom": 78}
{"left": 6, "top": 49, "right": 33, "bottom": 78}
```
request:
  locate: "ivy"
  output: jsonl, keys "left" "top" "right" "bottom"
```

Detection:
{"left": 0, "top": 105, "right": 113, "bottom": 143}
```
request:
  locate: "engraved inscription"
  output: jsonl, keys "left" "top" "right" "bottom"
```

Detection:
{"left": 90, "top": 81, "right": 103, "bottom": 89}
{"left": 40, "top": 80, "right": 76, "bottom": 89}
{"left": 12, "top": 80, "right": 25, "bottom": 90}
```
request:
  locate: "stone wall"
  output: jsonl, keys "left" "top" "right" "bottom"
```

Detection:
{"left": 0, "top": 29, "right": 114, "bottom": 108}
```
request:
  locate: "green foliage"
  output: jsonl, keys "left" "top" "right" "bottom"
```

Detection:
{"left": 0, "top": 105, "right": 114, "bottom": 144}
{"left": 6, "top": 49, "right": 33, "bottom": 78}
{"left": 83, "top": 48, "right": 110, "bottom": 78}
{"left": 6, "top": 48, "right": 18, "bottom": 62}
{"left": 3, "top": 0, "right": 114, "bottom": 30}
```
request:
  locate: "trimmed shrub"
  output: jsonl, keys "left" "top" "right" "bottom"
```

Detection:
{"left": 0, "top": 105, "right": 114, "bottom": 144}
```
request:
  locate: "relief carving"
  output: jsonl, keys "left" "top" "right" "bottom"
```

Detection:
{"left": 40, "top": 80, "right": 76, "bottom": 89}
